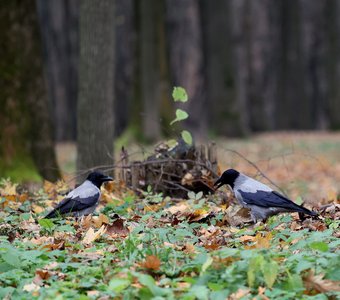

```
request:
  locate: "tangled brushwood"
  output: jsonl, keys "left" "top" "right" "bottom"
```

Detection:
{"left": 118, "top": 139, "right": 219, "bottom": 198}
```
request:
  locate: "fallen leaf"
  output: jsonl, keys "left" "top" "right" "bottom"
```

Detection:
{"left": 0, "top": 179, "right": 18, "bottom": 195}
{"left": 106, "top": 218, "right": 129, "bottom": 237}
{"left": 239, "top": 235, "right": 256, "bottom": 243}
{"left": 303, "top": 269, "right": 340, "bottom": 294}
{"left": 82, "top": 225, "right": 107, "bottom": 244}
{"left": 23, "top": 283, "right": 40, "bottom": 292}
{"left": 165, "top": 202, "right": 189, "bottom": 215}
{"left": 228, "top": 288, "right": 250, "bottom": 300}
{"left": 92, "top": 214, "right": 110, "bottom": 228}
{"left": 139, "top": 255, "right": 161, "bottom": 271}
{"left": 224, "top": 205, "right": 252, "bottom": 226}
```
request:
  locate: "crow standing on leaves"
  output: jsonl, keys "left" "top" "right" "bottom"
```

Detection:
{"left": 214, "top": 169, "right": 318, "bottom": 222}
{"left": 45, "top": 172, "right": 113, "bottom": 218}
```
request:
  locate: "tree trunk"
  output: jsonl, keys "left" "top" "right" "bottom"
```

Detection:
{"left": 0, "top": 0, "right": 60, "bottom": 181}
{"left": 36, "top": 0, "right": 78, "bottom": 141}
{"left": 229, "top": 0, "right": 251, "bottom": 134}
{"left": 114, "top": 0, "right": 135, "bottom": 137}
{"left": 165, "top": 0, "right": 207, "bottom": 140}
{"left": 300, "top": 0, "right": 329, "bottom": 129}
{"left": 201, "top": 0, "right": 243, "bottom": 136}
{"left": 139, "top": 0, "right": 162, "bottom": 141}
{"left": 77, "top": 0, "right": 115, "bottom": 178}
{"left": 325, "top": 0, "right": 340, "bottom": 129}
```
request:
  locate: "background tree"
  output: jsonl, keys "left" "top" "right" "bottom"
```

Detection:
{"left": 77, "top": 0, "right": 115, "bottom": 178}
{"left": 0, "top": 0, "right": 60, "bottom": 181}
{"left": 165, "top": 0, "right": 207, "bottom": 139}
{"left": 36, "top": 0, "right": 79, "bottom": 141}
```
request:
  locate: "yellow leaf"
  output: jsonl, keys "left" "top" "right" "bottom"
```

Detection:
{"left": 0, "top": 179, "right": 18, "bottom": 195}
{"left": 82, "top": 225, "right": 106, "bottom": 244}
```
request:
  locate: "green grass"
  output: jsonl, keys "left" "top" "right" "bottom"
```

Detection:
{"left": 0, "top": 154, "right": 41, "bottom": 182}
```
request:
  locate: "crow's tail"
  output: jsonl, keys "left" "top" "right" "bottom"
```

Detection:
{"left": 296, "top": 205, "right": 318, "bottom": 217}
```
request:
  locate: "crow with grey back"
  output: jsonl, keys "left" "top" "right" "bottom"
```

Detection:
{"left": 45, "top": 171, "right": 113, "bottom": 218}
{"left": 214, "top": 169, "right": 318, "bottom": 222}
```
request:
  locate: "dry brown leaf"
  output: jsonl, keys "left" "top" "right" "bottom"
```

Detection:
{"left": 35, "top": 269, "right": 51, "bottom": 281}
{"left": 254, "top": 232, "right": 272, "bottom": 249}
{"left": 82, "top": 225, "right": 107, "bottom": 244}
{"left": 92, "top": 214, "right": 110, "bottom": 228}
{"left": 139, "top": 255, "right": 161, "bottom": 271}
{"left": 0, "top": 180, "right": 18, "bottom": 195}
{"left": 188, "top": 209, "right": 210, "bottom": 222}
{"left": 183, "top": 243, "right": 196, "bottom": 254}
{"left": 42, "top": 241, "right": 65, "bottom": 251}
{"left": 203, "top": 242, "right": 220, "bottom": 250}
{"left": 239, "top": 235, "right": 256, "bottom": 243}
{"left": 181, "top": 172, "right": 194, "bottom": 186}
{"left": 257, "top": 286, "right": 270, "bottom": 300}
{"left": 224, "top": 205, "right": 252, "bottom": 226}
{"left": 303, "top": 269, "right": 340, "bottom": 294}
{"left": 23, "top": 283, "right": 40, "bottom": 292}
{"left": 106, "top": 218, "right": 129, "bottom": 237}
{"left": 228, "top": 288, "right": 250, "bottom": 300}
{"left": 165, "top": 202, "right": 189, "bottom": 215}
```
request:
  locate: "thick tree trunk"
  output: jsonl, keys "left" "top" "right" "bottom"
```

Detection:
{"left": 300, "top": 0, "right": 329, "bottom": 129}
{"left": 114, "top": 0, "right": 135, "bottom": 137}
{"left": 229, "top": 0, "right": 251, "bottom": 134}
{"left": 77, "top": 0, "right": 115, "bottom": 178}
{"left": 201, "top": 0, "right": 243, "bottom": 136}
{"left": 166, "top": 0, "right": 207, "bottom": 140}
{"left": 326, "top": 0, "right": 340, "bottom": 129}
{"left": 276, "top": 1, "right": 308, "bottom": 129}
{"left": 139, "top": 0, "right": 162, "bottom": 141}
{"left": 0, "top": 0, "right": 60, "bottom": 182}
{"left": 36, "top": 0, "right": 78, "bottom": 141}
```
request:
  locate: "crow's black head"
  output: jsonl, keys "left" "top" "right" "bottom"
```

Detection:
{"left": 214, "top": 169, "right": 240, "bottom": 190}
{"left": 87, "top": 171, "right": 113, "bottom": 188}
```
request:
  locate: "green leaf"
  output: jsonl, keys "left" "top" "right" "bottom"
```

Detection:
{"left": 309, "top": 241, "right": 329, "bottom": 252}
{"left": 261, "top": 260, "right": 279, "bottom": 288}
{"left": 201, "top": 255, "right": 213, "bottom": 274}
{"left": 181, "top": 130, "right": 193, "bottom": 145}
{"left": 1, "top": 251, "right": 21, "bottom": 268}
{"left": 172, "top": 86, "right": 188, "bottom": 102}
{"left": 188, "top": 285, "right": 209, "bottom": 300}
{"left": 295, "top": 196, "right": 303, "bottom": 205}
{"left": 39, "top": 218, "right": 55, "bottom": 230}
{"left": 109, "top": 278, "right": 130, "bottom": 293}
{"left": 170, "top": 109, "right": 189, "bottom": 125}
{"left": 247, "top": 255, "right": 264, "bottom": 287}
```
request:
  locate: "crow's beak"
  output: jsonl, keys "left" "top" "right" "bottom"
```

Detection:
{"left": 102, "top": 175, "right": 113, "bottom": 182}
{"left": 214, "top": 178, "right": 224, "bottom": 190}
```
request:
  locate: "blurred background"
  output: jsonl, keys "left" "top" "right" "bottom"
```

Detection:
{"left": 0, "top": 0, "right": 339, "bottom": 199}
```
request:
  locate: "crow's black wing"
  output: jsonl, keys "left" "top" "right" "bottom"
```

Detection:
{"left": 47, "top": 194, "right": 99, "bottom": 217}
{"left": 238, "top": 190, "right": 317, "bottom": 216}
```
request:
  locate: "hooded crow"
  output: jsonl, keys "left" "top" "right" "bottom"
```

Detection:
{"left": 45, "top": 171, "right": 113, "bottom": 218}
{"left": 214, "top": 169, "right": 318, "bottom": 222}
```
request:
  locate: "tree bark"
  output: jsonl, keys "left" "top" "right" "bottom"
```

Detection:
{"left": 139, "top": 0, "right": 162, "bottom": 141}
{"left": 201, "top": 0, "right": 243, "bottom": 136}
{"left": 36, "top": 0, "right": 79, "bottom": 141}
{"left": 0, "top": 0, "right": 60, "bottom": 181}
{"left": 166, "top": 0, "right": 207, "bottom": 140}
{"left": 325, "top": 0, "right": 340, "bottom": 129}
{"left": 77, "top": 0, "right": 115, "bottom": 178}
{"left": 114, "top": 0, "right": 135, "bottom": 137}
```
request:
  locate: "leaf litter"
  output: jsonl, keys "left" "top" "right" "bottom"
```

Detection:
{"left": 1, "top": 136, "right": 340, "bottom": 299}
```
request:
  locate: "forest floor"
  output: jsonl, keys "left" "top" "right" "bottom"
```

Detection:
{"left": 57, "top": 131, "right": 340, "bottom": 205}
{"left": 0, "top": 132, "right": 339, "bottom": 299}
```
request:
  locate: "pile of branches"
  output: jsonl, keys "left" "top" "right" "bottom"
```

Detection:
{"left": 118, "top": 139, "right": 219, "bottom": 198}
